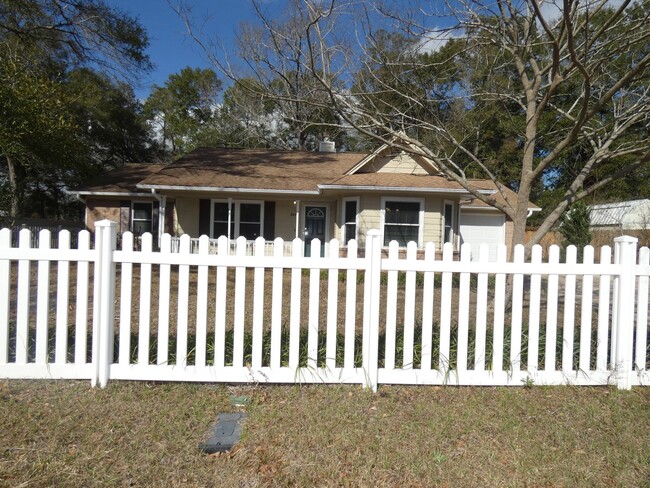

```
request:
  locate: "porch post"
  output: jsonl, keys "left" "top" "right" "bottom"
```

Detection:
{"left": 294, "top": 200, "right": 300, "bottom": 239}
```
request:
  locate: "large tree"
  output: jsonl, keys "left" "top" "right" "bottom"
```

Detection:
{"left": 0, "top": 0, "right": 152, "bottom": 220}
{"left": 182, "top": 0, "right": 650, "bottom": 251}
{"left": 144, "top": 66, "right": 222, "bottom": 158}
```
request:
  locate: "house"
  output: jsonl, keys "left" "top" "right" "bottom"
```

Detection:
{"left": 70, "top": 143, "right": 538, "bottom": 260}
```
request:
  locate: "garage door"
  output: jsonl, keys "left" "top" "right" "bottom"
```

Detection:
{"left": 459, "top": 212, "right": 505, "bottom": 261}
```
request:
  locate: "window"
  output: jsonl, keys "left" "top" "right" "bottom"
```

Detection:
{"left": 342, "top": 198, "right": 358, "bottom": 244}
{"left": 132, "top": 202, "right": 153, "bottom": 235}
{"left": 212, "top": 200, "right": 263, "bottom": 240}
{"left": 383, "top": 199, "right": 422, "bottom": 247}
{"left": 444, "top": 201, "right": 454, "bottom": 244}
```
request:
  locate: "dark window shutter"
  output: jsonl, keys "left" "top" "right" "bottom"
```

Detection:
{"left": 120, "top": 200, "right": 131, "bottom": 234}
{"left": 152, "top": 201, "right": 160, "bottom": 238}
{"left": 263, "top": 201, "right": 275, "bottom": 240}
{"left": 199, "top": 199, "right": 211, "bottom": 237}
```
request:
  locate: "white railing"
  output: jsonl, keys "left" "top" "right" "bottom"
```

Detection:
{"left": 0, "top": 221, "right": 648, "bottom": 391}
{"left": 169, "top": 236, "right": 296, "bottom": 256}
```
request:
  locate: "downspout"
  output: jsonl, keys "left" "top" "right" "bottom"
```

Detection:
{"left": 151, "top": 189, "right": 166, "bottom": 247}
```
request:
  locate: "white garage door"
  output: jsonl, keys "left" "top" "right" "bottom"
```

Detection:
{"left": 459, "top": 212, "right": 505, "bottom": 261}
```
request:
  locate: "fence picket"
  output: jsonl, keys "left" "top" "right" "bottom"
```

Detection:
{"left": 326, "top": 240, "right": 340, "bottom": 371}
{"left": 403, "top": 242, "right": 417, "bottom": 369}
{"left": 545, "top": 246, "right": 560, "bottom": 371}
{"left": 35, "top": 230, "right": 51, "bottom": 364}
{"left": 510, "top": 245, "right": 525, "bottom": 374}
{"left": 233, "top": 236, "right": 247, "bottom": 368}
{"left": 16, "top": 229, "right": 31, "bottom": 364}
{"left": 0, "top": 229, "right": 10, "bottom": 364}
{"left": 55, "top": 231, "right": 71, "bottom": 364}
{"left": 308, "top": 239, "right": 321, "bottom": 370}
{"left": 457, "top": 243, "right": 471, "bottom": 373}
{"left": 157, "top": 234, "right": 171, "bottom": 365}
{"left": 596, "top": 246, "right": 612, "bottom": 371}
{"left": 579, "top": 246, "right": 595, "bottom": 372}
{"left": 528, "top": 245, "right": 543, "bottom": 372}
{"left": 439, "top": 242, "right": 454, "bottom": 372}
{"left": 118, "top": 233, "right": 133, "bottom": 365}
{"left": 344, "top": 240, "right": 358, "bottom": 369}
{"left": 214, "top": 236, "right": 228, "bottom": 368}
{"left": 421, "top": 242, "right": 436, "bottom": 371}
{"left": 252, "top": 237, "right": 265, "bottom": 369}
{"left": 562, "top": 246, "right": 577, "bottom": 372}
{"left": 474, "top": 244, "right": 489, "bottom": 372}
{"left": 176, "top": 235, "right": 190, "bottom": 367}
{"left": 74, "top": 231, "right": 90, "bottom": 364}
{"left": 492, "top": 244, "right": 507, "bottom": 373}
{"left": 289, "top": 238, "right": 302, "bottom": 369}
{"left": 270, "top": 238, "right": 284, "bottom": 369}
{"left": 385, "top": 241, "right": 399, "bottom": 370}
{"left": 195, "top": 235, "right": 210, "bottom": 368}
{"left": 138, "top": 233, "right": 153, "bottom": 365}
{"left": 635, "top": 247, "right": 649, "bottom": 371}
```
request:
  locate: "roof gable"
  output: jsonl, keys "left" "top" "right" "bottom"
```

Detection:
{"left": 346, "top": 141, "right": 441, "bottom": 176}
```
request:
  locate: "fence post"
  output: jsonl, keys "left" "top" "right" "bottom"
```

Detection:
{"left": 362, "top": 230, "right": 381, "bottom": 392}
{"left": 613, "top": 236, "right": 638, "bottom": 390}
{"left": 92, "top": 220, "right": 117, "bottom": 388}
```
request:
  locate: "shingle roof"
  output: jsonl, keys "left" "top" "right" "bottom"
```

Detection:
{"left": 72, "top": 164, "right": 165, "bottom": 194}
{"left": 137, "top": 147, "right": 366, "bottom": 192}
{"left": 588, "top": 199, "right": 650, "bottom": 227}
{"left": 71, "top": 147, "right": 539, "bottom": 211}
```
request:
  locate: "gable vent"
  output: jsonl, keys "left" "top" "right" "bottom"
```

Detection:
{"left": 319, "top": 141, "right": 336, "bottom": 153}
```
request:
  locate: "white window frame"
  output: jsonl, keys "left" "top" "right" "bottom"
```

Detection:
{"left": 443, "top": 200, "right": 455, "bottom": 247}
{"left": 341, "top": 197, "right": 360, "bottom": 245}
{"left": 131, "top": 201, "right": 153, "bottom": 235}
{"left": 210, "top": 199, "right": 264, "bottom": 241}
{"left": 380, "top": 196, "right": 424, "bottom": 248}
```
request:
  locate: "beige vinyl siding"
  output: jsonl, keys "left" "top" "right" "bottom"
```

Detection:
{"left": 375, "top": 153, "right": 428, "bottom": 175}
{"left": 274, "top": 199, "right": 297, "bottom": 240}
{"left": 174, "top": 197, "right": 199, "bottom": 236}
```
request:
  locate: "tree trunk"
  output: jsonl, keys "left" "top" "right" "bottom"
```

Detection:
{"left": 5, "top": 154, "right": 21, "bottom": 222}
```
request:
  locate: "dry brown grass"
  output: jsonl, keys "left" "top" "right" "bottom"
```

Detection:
{"left": 1, "top": 380, "right": 648, "bottom": 487}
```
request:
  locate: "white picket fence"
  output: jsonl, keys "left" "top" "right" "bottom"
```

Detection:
{"left": 0, "top": 220, "right": 648, "bottom": 391}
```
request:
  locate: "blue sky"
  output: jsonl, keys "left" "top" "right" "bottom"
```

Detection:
{"left": 105, "top": 0, "right": 257, "bottom": 99}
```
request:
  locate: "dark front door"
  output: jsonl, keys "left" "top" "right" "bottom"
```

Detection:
{"left": 304, "top": 206, "right": 326, "bottom": 256}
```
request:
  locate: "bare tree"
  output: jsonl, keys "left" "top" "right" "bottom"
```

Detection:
{"left": 179, "top": 0, "right": 650, "bottom": 251}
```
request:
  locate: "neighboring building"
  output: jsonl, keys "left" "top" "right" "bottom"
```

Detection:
{"left": 588, "top": 199, "right": 650, "bottom": 231}
{"left": 69, "top": 143, "right": 539, "bottom": 260}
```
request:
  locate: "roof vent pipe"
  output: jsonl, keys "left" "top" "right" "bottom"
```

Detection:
{"left": 319, "top": 141, "right": 336, "bottom": 153}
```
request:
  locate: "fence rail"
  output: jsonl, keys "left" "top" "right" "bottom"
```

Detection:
{"left": 0, "top": 220, "right": 648, "bottom": 390}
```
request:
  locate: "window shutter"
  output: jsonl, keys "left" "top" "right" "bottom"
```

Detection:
{"left": 199, "top": 199, "right": 211, "bottom": 237}
{"left": 263, "top": 201, "right": 275, "bottom": 240}
{"left": 120, "top": 200, "right": 131, "bottom": 234}
{"left": 152, "top": 201, "right": 160, "bottom": 239}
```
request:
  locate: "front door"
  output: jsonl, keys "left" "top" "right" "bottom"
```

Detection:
{"left": 304, "top": 206, "right": 327, "bottom": 256}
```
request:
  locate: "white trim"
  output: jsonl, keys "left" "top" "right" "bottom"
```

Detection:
{"left": 210, "top": 199, "right": 264, "bottom": 240}
{"left": 137, "top": 184, "right": 319, "bottom": 195}
{"left": 71, "top": 191, "right": 153, "bottom": 197}
{"left": 380, "top": 196, "right": 425, "bottom": 247}
{"left": 319, "top": 184, "right": 496, "bottom": 194}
